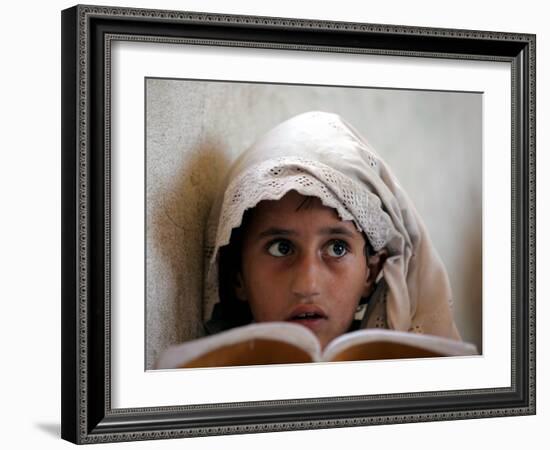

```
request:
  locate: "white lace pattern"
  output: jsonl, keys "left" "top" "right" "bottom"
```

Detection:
{"left": 205, "top": 156, "right": 397, "bottom": 267}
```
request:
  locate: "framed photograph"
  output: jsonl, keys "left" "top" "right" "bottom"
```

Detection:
{"left": 61, "top": 4, "right": 536, "bottom": 444}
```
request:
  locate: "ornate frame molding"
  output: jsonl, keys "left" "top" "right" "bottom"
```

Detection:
{"left": 61, "top": 5, "right": 535, "bottom": 444}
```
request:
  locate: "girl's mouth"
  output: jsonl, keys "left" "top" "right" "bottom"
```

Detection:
{"left": 291, "top": 312, "right": 324, "bottom": 319}
{"left": 286, "top": 306, "right": 328, "bottom": 330}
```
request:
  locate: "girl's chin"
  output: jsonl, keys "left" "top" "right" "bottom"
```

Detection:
{"left": 286, "top": 317, "right": 328, "bottom": 334}
{"left": 286, "top": 319, "right": 335, "bottom": 347}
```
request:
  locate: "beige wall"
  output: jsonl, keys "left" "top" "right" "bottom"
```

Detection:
{"left": 145, "top": 78, "right": 482, "bottom": 369}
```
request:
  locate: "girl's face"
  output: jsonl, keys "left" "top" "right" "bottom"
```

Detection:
{"left": 235, "top": 191, "right": 382, "bottom": 349}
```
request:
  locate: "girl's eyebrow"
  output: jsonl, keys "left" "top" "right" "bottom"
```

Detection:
{"left": 257, "top": 227, "right": 297, "bottom": 239}
{"left": 256, "top": 226, "right": 355, "bottom": 239}
{"left": 318, "top": 226, "right": 355, "bottom": 237}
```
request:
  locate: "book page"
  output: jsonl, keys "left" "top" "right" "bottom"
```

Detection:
{"left": 156, "top": 322, "right": 323, "bottom": 369}
{"left": 322, "top": 329, "right": 479, "bottom": 362}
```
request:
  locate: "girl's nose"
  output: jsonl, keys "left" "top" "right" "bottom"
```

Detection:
{"left": 290, "top": 252, "right": 321, "bottom": 300}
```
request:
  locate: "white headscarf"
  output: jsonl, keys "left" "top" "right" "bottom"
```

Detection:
{"left": 203, "top": 111, "right": 461, "bottom": 340}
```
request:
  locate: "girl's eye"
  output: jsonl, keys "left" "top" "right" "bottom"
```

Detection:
{"left": 326, "top": 240, "right": 349, "bottom": 258}
{"left": 267, "top": 240, "right": 293, "bottom": 257}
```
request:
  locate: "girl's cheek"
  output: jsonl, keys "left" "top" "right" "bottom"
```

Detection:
{"left": 256, "top": 259, "right": 288, "bottom": 278}
{"left": 326, "top": 255, "right": 355, "bottom": 271}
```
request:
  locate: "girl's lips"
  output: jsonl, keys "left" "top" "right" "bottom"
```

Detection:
{"left": 285, "top": 305, "right": 328, "bottom": 330}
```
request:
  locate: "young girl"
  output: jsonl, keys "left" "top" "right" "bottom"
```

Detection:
{"left": 202, "top": 111, "right": 461, "bottom": 349}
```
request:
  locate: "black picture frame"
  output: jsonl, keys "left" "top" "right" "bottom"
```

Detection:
{"left": 61, "top": 4, "right": 536, "bottom": 444}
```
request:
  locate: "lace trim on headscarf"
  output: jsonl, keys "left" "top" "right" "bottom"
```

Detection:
{"left": 204, "top": 156, "right": 397, "bottom": 266}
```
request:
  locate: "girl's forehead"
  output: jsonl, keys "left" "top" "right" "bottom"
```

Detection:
{"left": 254, "top": 191, "right": 334, "bottom": 216}
{"left": 247, "top": 191, "right": 359, "bottom": 233}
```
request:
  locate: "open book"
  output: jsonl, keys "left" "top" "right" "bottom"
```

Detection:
{"left": 155, "top": 322, "right": 478, "bottom": 369}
